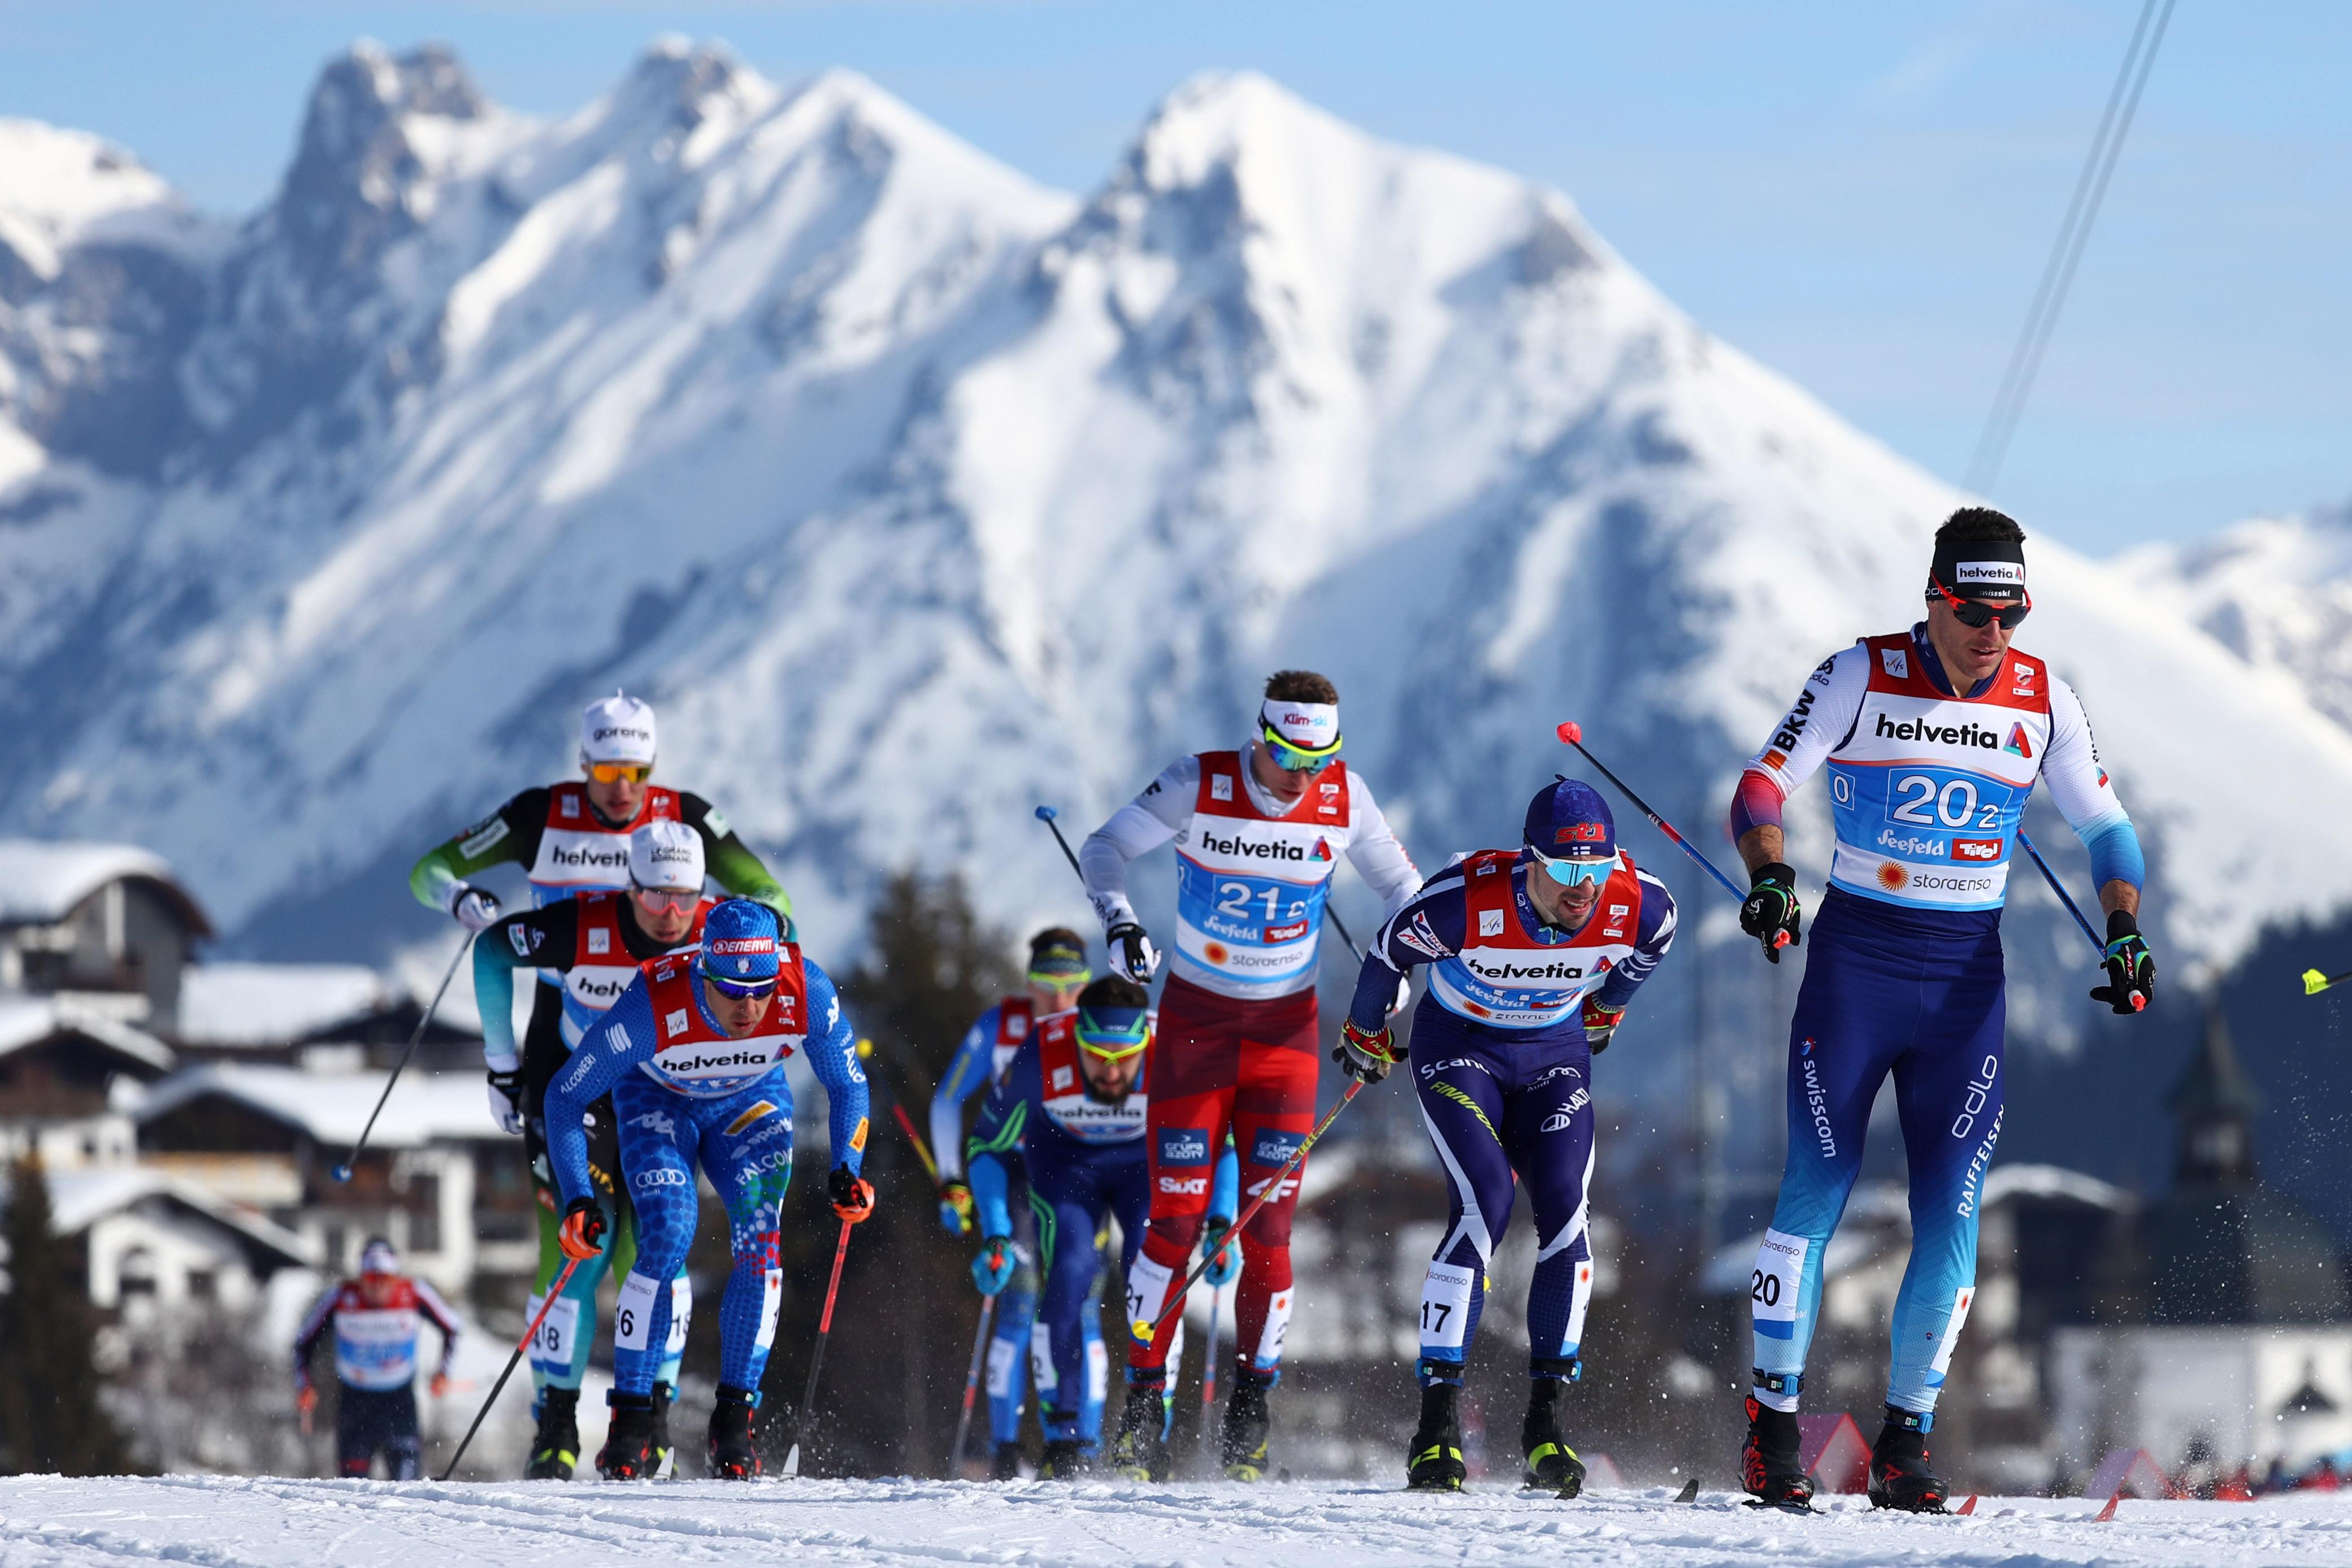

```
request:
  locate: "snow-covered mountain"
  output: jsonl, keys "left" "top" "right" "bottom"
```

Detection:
{"left": 3, "top": 40, "right": 2348, "bottom": 1061}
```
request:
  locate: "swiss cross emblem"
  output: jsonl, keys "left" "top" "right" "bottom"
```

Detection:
{"left": 1210, "top": 775, "right": 1233, "bottom": 801}
{"left": 1478, "top": 909, "right": 1504, "bottom": 937}
{"left": 664, "top": 1009, "right": 689, "bottom": 1037}
{"left": 587, "top": 928, "right": 610, "bottom": 955}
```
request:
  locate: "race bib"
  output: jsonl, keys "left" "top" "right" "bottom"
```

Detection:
{"left": 665, "top": 1276, "right": 693, "bottom": 1357}
{"left": 1419, "top": 1262, "right": 1475, "bottom": 1350}
{"left": 754, "top": 1267, "right": 784, "bottom": 1351}
{"left": 613, "top": 1270, "right": 660, "bottom": 1352}
{"left": 526, "top": 1293, "right": 582, "bottom": 1374}
{"left": 1751, "top": 1228, "right": 1807, "bottom": 1337}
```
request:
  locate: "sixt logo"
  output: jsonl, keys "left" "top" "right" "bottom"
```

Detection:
{"left": 1158, "top": 1129, "right": 1211, "bottom": 1167}
{"left": 1873, "top": 714, "right": 2000, "bottom": 749}
{"left": 1198, "top": 831, "right": 1303, "bottom": 861}
{"left": 1159, "top": 1177, "right": 1207, "bottom": 1195}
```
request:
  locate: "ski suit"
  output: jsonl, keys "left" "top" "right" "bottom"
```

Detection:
{"left": 931, "top": 996, "right": 1110, "bottom": 1447}
{"left": 542, "top": 945, "right": 868, "bottom": 1398}
{"left": 1350, "top": 848, "right": 1676, "bottom": 1385}
{"left": 415, "top": 784, "right": 784, "bottom": 1400}
{"left": 966, "top": 1013, "right": 1238, "bottom": 1445}
{"left": 1083, "top": 751, "right": 1418, "bottom": 1386}
{"left": 474, "top": 892, "right": 712, "bottom": 1393}
{"left": 294, "top": 1275, "right": 459, "bottom": 1479}
{"left": 1730, "top": 624, "right": 2144, "bottom": 1417}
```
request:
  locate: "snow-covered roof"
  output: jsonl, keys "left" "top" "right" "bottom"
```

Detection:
{"left": 2, "top": 1163, "right": 315, "bottom": 1266}
{"left": 0, "top": 993, "right": 177, "bottom": 1074}
{"left": 176, "top": 963, "right": 390, "bottom": 1048}
{"left": 0, "top": 839, "right": 211, "bottom": 933}
{"left": 131, "top": 1063, "right": 499, "bottom": 1148}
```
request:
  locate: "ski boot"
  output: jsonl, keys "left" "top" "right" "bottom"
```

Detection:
{"left": 708, "top": 1384, "right": 762, "bottom": 1480}
{"left": 1522, "top": 1377, "right": 1586, "bottom": 1496}
{"left": 650, "top": 1380, "right": 676, "bottom": 1480}
{"left": 1405, "top": 1381, "right": 1466, "bottom": 1493}
{"left": 526, "top": 1387, "right": 580, "bottom": 1480}
{"left": 990, "top": 1441, "right": 1023, "bottom": 1480}
{"left": 1106, "top": 1380, "right": 1168, "bottom": 1482}
{"left": 1867, "top": 1406, "right": 1947, "bottom": 1514}
{"left": 1221, "top": 1366, "right": 1274, "bottom": 1482}
{"left": 1039, "top": 1437, "right": 1089, "bottom": 1479}
{"left": 597, "top": 1391, "right": 658, "bottom": 1481}
{"left": 1739, "top": 1389, "right": 1815, "bottom": 1512}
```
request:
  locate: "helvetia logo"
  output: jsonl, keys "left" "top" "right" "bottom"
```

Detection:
{"left": 1199, "top": 830, "right": 1303, "bottom": 861}
{"left": 1873, "top": 713, "right": 2000, "bottom": 749}
{"left": 550, "top": 841, "right": 628, "bottom": 868}
{"left": 1309, "top": 836, "right": 1332, "bottom": 862}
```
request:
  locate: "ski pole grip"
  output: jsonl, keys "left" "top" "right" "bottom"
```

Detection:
{"left": 1555, "top": 721, "right": 1583, "bottom": 744}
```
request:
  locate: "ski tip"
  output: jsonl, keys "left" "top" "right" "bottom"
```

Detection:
{"left": 1673, "top": 1476, "right": 1700, "bottom": 1503}
{"left": 1034, "top": 804, "right": 1057, "bottom": 821}
{"left": 782, "top": 1443, "right": 801, "bottom": 1478}
{"left": 2094, "top": 1489, "right": 2121, "bottom": 1522}
{"left": 1955, "top": 1492, "right": 1977, "bottom": 1515}
{"left": 2305, "top": 968, "right": 2329, "bottom": 996}
{"left": 1555, "top": 720, "right": 1582, "bottom": 745}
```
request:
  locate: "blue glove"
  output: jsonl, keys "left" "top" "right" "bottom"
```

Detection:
{"left": 971, "top": 1236, "right": 1016, "bottom": 1297}
{"left": 938, "top": 1179, "right": 975, "bottom": 1237}
{"left": 1201, "top": 1218, "right": 1241, "bottom": 1288}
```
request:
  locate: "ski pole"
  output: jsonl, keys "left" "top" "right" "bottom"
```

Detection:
{"left": 2305, "top": 967, "right": 2352, "bottom": 998}
{"left": 1035, "top": 804, "right": 1362, "bottom": 962}
{"left": 1197, "top": 1281, "right": 1223, "bottom": 1465}
{"left": 948, "top": 1292, "right": 995, "bottom": 1476}
{"left": 783, "top": 1217, "right": 856, "bottom": 1478}
{"left": 2013, "top": 829, "right": 2104, "bottom": 955}
{"left": 1553, "top": 722, "right": 1752, "bottom": 907}
{"left": 890, "top": 1100, "right": 939, "bottom": 1184}
{"left": 438, "top": 1254, "right": 580, "bottom": 1479}
{"left": 336, "top": 933, "right": 476, "bottom": 1182}
{"left": 1136, "top": 1080, "right": 1362, "bottom": 1342}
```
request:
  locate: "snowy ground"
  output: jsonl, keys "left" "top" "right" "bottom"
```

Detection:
{"left": 6, "top": 1476, "right": 2352, "bottom": 1566}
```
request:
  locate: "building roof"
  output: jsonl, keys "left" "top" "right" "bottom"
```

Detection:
{"left": 2171, "top": 999, "right": 2264, "bottom": 1122}
{"left": 130, "top": 1063, "right": 499, "bottom": 1148}
{"left": 0, "top": 993, "right": 178, "bottom": 1074}
{"left": 1, "top": 1163, "right": 316, "bottom": 1268}
{"left": 0, "top": 839, "right": 211, "bottom": 935}
{"left": 176, "top": 963, "right": 390, "bottom": 1048}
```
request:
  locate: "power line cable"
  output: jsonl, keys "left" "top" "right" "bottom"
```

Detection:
{"left": 1964, "top": 0, "right": 2176, "bottom": 497}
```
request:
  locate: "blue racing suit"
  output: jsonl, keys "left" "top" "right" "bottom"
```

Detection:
{"left": 966, "top": 1016, "right": 1237, "bottom": 1447}
{"left": 1732, "top": 624, "right": 2144, "bottom": 1418}
{"left": 1350, "top": 848, "right": 1676, "bottom": 1387}
{"left": 543, "top": 948, "right": 868, "bottom": 1398}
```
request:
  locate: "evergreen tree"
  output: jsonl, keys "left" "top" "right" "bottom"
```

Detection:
{"left": 0, "top": 1154, "right": 133, "bottom": 1475}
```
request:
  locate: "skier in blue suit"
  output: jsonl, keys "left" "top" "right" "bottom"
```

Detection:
{"left": 965, "top": 976, "right": 1238, "bottom": 1477}
{"left": 1728, "top": 509, "right": 2155, "bottom": 1512}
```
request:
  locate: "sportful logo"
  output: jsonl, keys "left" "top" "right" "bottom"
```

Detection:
{"left": 2003, "top": 724, "right": 2034, "bottom": 759}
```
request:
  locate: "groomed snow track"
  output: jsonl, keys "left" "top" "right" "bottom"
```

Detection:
{"left": 5, "top": 1476, "right": 2352, "bottom": 1566}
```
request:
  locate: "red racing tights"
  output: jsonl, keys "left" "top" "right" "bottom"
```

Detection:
{"left": 1123, "top": 975, "right": 1319, "bottom": 1387}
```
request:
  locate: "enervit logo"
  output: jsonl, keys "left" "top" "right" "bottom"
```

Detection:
{"left": 1158, "top": 1129, "right": 1211, "bottom": 1167}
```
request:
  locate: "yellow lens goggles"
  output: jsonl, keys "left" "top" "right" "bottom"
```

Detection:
{"left": 587, "top": 761, "right": 653, "bottom": 784}
{"left": 1261, "top": 723, "right": 1342, "bottom": 773}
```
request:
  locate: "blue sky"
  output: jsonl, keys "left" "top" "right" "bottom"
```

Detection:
{"left": 4, "top": 2, "right": 2345, "bottom": 555}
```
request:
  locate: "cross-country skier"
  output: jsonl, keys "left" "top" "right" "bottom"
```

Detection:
{"left": 1728, "top": 509, "right": 2155, "bottom": 1513}
{"left": 1082, "top": 670, "right": 1421, "bottom": 1479}
{"left": 409, "top": 691, "right": 788, "bottom": 1474}
{"left": 469, "top": 820, "right": 714, "bottom": 1478}
{"left": 963, "top": 978, "right": 1240, "bottom": 1476}
{"left": 1335, "top": 780, "right": 1677, "bottom": 1495}
{"left": 541, "top": 898, "right": 873, "bottom": 1480}
{"left": 293, "top": 1237, "right": 460, "bottom": 1480}
{"left": 928, "top": 928, "right": 1101, "bottom": 1477}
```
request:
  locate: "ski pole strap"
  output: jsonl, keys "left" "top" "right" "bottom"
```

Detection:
{"left": 1143, "top": 1079, "right": 1362, "bottom": 1339}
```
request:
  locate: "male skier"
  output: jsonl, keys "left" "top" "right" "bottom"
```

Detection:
{"left": 1729, "top": 508, "right": 2156, "bottom": 1512}
{"left": 410, "top": 691, "right": 788, "bottom": 1471}
{"left": 1082, "top": 670, "right": 1421, "bottom": 1479}
{"left": 293, "top": 1238, "right": 460, "bottom": 1480}
{"left": 470, "top": 820, "right": 713, "bottom": 1477}
{"left": 964, "top": 977, "right": 1240, "bottom": 1476}
{"left": 1334, "top": 780, "right": 1677, "bottom": 1495}
{"left": 543, "top": 898, "right": 874, "bottom": 1479}
{"left": 929, "top": 928, "right": 1101, "bottom": 1477}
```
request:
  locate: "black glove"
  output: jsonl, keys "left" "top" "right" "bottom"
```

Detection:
{"left": 828, "top": 1163, "right": 876, "bottom": 1222}
{"left": 1739, "top": 862, "right": 1803, "bottom": 963}
{"left": 2090, "top": 909, "right": 2155, "bottom": 1015}
{"left": 485, "top": 1063, "right": 527, "bottom": 1134}
{"left": 1106, "top": 922, "right": 1160, "bottom": 983}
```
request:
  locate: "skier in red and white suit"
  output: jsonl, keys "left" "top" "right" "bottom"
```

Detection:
{"left": 1080, "top": 670, "right": 1420, "bottom": 1479}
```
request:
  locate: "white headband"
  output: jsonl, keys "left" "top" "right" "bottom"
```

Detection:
{"left": 1260, "top": 699, "right": 1340, "bottom": 752}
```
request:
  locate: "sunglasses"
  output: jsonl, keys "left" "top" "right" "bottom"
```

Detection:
{"left": 703, "top": 970, "right": 777, "bottom": 1001}
{"left": 1076, "top": 1007, "right": 1151, "bottom": 1060}
{"left": 633, "top": 888, "right": 699, "bottom": 914}
{"left": 587, "top": 762, "right": 654, "bottom": 784}
{"left": 1525, "top": 843, "right": 1614, "bottom": 887}
{"left": 1931, "top": 576, "right": 2031, "bottom": 631}
{"left": 1261, "top": 723, "right": 1341, "bottom": 774}
{"left": 1027, "top": 968, "right": 1091, "bottom": 992}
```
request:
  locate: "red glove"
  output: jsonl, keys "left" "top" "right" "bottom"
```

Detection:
{"left": 428, "top": 1372, "right": 451, "bottom": 1399}
{"left": 1582, "top": 996, "right": 1625, "bottom": 1053}
{"left": 558, "top": 1197, "right": 607, "bottom": 1260}
{"left": 828, "top": 1165, "right": 876, "bottom": 1223}
{"left": 297, "top": 1384, "right": 319, "bottom": 1416}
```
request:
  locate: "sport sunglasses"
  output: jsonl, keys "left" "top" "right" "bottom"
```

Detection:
{"left": 633, "top": 887, "right": 700, "bottom": 914}
{"left": 1075, "top": 1007, "right": 1151, "bottom": 1061}
{"left": 1525, "top": 841, "right": 1614, "bottom": 887}
{"left": 1261, "top": 722, "right": 1342, "bottom": 774}
{"left": 587, "top": 761, "right": 654, "bottom": 784}
{"left": 702, "top": 969, "right": 778, "bottom": 1000}
{"left": 1930, "top": 575, "right": 2032, "bottom": 631}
